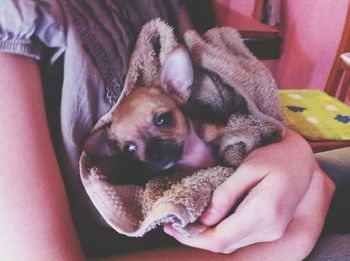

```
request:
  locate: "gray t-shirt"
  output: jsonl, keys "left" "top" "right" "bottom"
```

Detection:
{"left": 0, "top": 0, "right": 185, "bottom": 257}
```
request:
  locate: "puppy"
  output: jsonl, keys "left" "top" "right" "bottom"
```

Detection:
{"left": 84, "top": 46, "right": 281, "bottom": 179}
{"left": 84, "top": 47, "right": 221, "bottom": 174}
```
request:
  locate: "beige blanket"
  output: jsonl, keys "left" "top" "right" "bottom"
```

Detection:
{"left": 79, "top": 19, "right": 285, "bottom": 237}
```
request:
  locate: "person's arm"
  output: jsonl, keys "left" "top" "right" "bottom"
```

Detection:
{"left": 0, "top": 53, "right": 85, "bottom": 260}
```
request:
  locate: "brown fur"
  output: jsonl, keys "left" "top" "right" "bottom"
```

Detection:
{"left": 110, "top": 86, "right": 190, "bottom": 163}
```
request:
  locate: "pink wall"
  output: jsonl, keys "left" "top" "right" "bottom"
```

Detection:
{"left": 219, "top": 0, "right": 350, "bottom": 90}
{"left": 275, "top": 0, "right": 349, "bottom": 89}
{"left": 217, "top": 0, "right": 255, "bottom": 17}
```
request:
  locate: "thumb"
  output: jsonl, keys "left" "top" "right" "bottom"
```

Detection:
{"left": 200, "top": 164, "right": 265, "bottom": 226}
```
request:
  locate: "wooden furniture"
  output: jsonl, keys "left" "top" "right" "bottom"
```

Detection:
{"left": 309, "top": 5, "right": 350, "bottom": 152}
{"left": 324, "top": 5, "right": 350, "bottom": 102}
{"left": 212, "top": 0, "right": 282, "bottom": 60}
{"left": 310, "top": 140, "right": 350, "bottom": 153}
{"left": 252, "top": 0, "right": 265, "bottom": 21}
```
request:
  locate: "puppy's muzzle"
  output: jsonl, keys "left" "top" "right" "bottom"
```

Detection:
{"left": 145, "top": 138, "right": 183, "bottom": 172}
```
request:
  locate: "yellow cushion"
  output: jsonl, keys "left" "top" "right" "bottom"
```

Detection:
{"left": 279, "top": 89, "right": 350, "bottom": 141}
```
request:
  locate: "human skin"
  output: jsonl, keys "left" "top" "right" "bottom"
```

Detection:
{"left": 0, "top": 53, "right": 85, "bottom": 260}
{"left": 107, "top": 139, "right": 335, "bottom": 261}
{"left": 0, "top": 53, "right": 334, "bottom": 261}
{"left": 163, "top": 129, "right": 335, "bottom": 257}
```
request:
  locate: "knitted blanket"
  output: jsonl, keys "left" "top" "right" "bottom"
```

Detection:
{"left": 79, "top": 19, "right": 285, "bottom": 237}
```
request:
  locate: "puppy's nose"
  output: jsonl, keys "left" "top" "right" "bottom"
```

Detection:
{"left": 145, "top": 138, "right": 183, "bottom": 171}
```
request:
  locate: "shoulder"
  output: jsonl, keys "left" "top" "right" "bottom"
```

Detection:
{"left": 0, "top": 0, "right": 65, "bottom": 59}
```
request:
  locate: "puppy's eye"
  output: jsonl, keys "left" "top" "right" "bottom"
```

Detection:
{"left": 154, "top": 112, "right": 173, "bottom": 128}
{"left": 123, "top": 143, "right": 137, "bottom": 155}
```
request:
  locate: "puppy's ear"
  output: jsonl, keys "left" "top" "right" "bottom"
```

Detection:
{"left": 83, "top": 126, "right": 119, "bottom": 157}
{"left": 159, "top": 46, "right": 194, "bottom": 104}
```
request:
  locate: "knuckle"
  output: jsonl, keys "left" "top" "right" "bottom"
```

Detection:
{"left": 220, "top": 243, "right": 240, "bottom": 255}
{"left": 262, "top": 218, "right": 286, "bottom": 241}
{"left": 250, "top": 201, "right": 287, "bottom": 241}
{"left": 212, "top": 185, "right": 233, "bottom": 206}
{"left": 222, "top": 245, "right": 238, "bottom": 254}
{"left": 265, "top": 226, "right": 285, "bottom": 241}
{"left": 211, "top": 245, "right": 224, "bottom": 253}
{"left": 211, "top": 242, "right": 227, "bottom": 254}
{"left": 256, "top": 201, "right": 281, "bottom": 225}
{"left": 204, "top": 240, "right": 223, "bottom": 253}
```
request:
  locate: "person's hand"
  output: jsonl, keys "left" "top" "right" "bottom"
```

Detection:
{"left": 164, "top": 129, "right": 333, "bottom": 255}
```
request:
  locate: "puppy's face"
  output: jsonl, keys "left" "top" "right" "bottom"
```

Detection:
{"left": 84, "top": 46, "right": 215, "bottom": 172}
{"left": 110, "top": 86, "right": 189, "bottom": 171}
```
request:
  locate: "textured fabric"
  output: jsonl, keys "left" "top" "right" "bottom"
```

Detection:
{"left": 0, "top": 0, "right": 184, "bottom": 257}
{"left": 280, "top": 89, "right": 350, "bottom": 141}
{"left": 317, "top": 147, "right": 350, "bottom": 234}
{"left": 307, "top": 234, "right": 350, "bottom": 261}
{"left": 80, "top": 19, "right": 285, "bottom": 237}
{"left": 307, "top": 147, "right": 350, "bottom": 260}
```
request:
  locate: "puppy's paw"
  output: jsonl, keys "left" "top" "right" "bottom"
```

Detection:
{"left": 220, "top": 141, "right": 247, "bottom": 167}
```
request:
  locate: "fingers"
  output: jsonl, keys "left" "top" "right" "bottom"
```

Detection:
{"left": 164, "top": 197, "right": 281, "bottom": 254}
{"left": 200, "top": 129, "right": 315, "bottom": 227}
{"left": 165, "top": 170, "right": 300, "bottom": 253}
{"left": 163, "top": 221, "right": 245, "bottom": 254}
{"left": 166, "top": 130, "right": 319, "bottom": 254}
{"left": 164, "top": 168, "right": 334, "bottom": 257}
{"left": 200, "top": 162, "right": 266, "bottom": 226}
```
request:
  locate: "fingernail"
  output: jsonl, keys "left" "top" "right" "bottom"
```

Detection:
{"left": 189, "top": 224, "right": 208, "bottom": 235}
{"left": 163, "top": 224, "right": 174, "bottom": 236}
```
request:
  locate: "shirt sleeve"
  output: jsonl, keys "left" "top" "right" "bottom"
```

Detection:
{"left": 0, "top": 0, "right": 65, "bottom": 60}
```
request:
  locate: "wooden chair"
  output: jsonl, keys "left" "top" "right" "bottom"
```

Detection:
{"left": 309, "top": 49, "right": 350, "bottom": 152}
{"left": 324, "top": 5, "right": 350, "bottom": 102}
{"left": 306, "top": 4, "right": 350, "bottom": 152}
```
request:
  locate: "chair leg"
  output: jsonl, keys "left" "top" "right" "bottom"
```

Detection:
{"left": 325, "top": 66, "right": 344, "bottom": 97}
{"left": 339, "top": 71, "right": 350, "bottom": 102}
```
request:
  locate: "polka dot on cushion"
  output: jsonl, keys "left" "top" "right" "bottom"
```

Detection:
{"left": 287, "top": 93, "right": 302, "bottom": 100}
{"left": 325, "top": 105, "right": 338, "bottom": 111}
{"left": 306, "top": 117, "right": 320, "bottom": 124}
